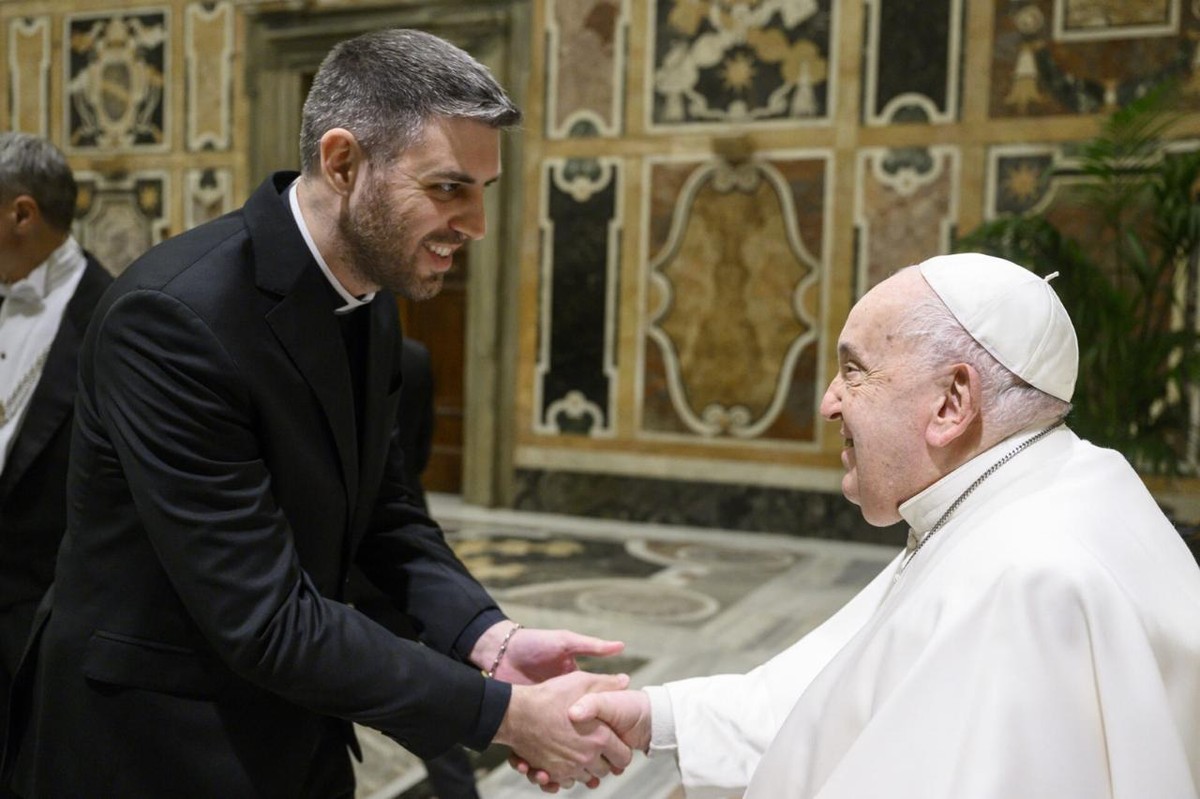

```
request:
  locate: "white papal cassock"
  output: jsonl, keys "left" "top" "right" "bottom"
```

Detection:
{"left": 645, "top": 426, "right": 1200, "bottom": 798}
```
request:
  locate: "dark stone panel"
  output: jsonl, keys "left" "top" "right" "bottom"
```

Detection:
{"left": 67, "top": 12, "right": 168, "bottom": 150}
{"left": 513, "top": 468, "right": 907, "bottom": 547}
{"left": 871, "top": 0, "right": 954, "bottom": 121}
{"left": 539, "top": 160, "right": 619, "bottom": 433}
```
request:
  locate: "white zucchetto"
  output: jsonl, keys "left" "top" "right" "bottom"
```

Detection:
{"left": 918, "top": 252, "right": 1079, "bottom": 402}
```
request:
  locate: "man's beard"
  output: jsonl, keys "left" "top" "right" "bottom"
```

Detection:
{"left": 338, "top": 177, "right": 444, "bottom": 301}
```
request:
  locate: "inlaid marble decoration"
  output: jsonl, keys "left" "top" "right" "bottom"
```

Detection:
{"left": 986, "top": 144, "right": 1059, "bottom": 217}
{"left": 1055, "top": 0, "right": 1178, "bottom": 40}
{"left": 75, "top": 170, "right": 169, "bottom": 275}
{"left": 7, "top": 16, "right": 52, "bottom": 136}
{"left": 863, "top": 0, "right": 962, "bottom": 125}
{"left": 535, "top": 158, "right": 622, "bottom": 437}
{"left": 185, "top": 1, "right": 233, "bottom": 151}
{"left": 545, "top": 0, "right": 628, "bottom": 138}
{"left": 185, "top": 167, "right": 233, "bottom": 230}
{"left": 65, "top": 10, "right": 169, "bottom": 152}
{"left": 648, "top": 0, "right": 835, "bottom": 129}
{"left": 640, "top": 153, "right": 827, "bottom": 443}
{"left": 991, "top": 0, "right": 1200, "bottom": 117}
{"left": 854, "top": 146, "right": 960, "bottom": 296}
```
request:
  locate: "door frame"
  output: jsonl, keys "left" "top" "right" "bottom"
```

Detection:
{"left": 244, "top": 0, "right": 529, "bottom": 506}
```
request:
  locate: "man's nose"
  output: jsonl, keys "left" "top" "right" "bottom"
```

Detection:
{"left": 818, "top": 376, "right": 842, "bottom": 420}
{"left": 452, "top": 195, "right": 486, "bottom": 240}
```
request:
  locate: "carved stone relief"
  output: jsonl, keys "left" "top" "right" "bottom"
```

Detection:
{"left": 65, "top": 10, "right": 169, "bottom": 152}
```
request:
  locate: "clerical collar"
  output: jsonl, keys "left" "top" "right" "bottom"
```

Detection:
{"left": 899, "top": 423, "right": 1070, "bottom": 537}
{"left": 285, "top": 179, "right": 376, "bottom": 315}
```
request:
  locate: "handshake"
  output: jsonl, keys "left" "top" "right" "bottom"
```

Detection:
{"left": 473, "top": 623, "right": 653, "bottom": 791}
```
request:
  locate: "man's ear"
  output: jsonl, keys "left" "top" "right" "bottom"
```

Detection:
{"left": 318, "top": 128, "right": 364, "bottom": 199}
{"left": 926, "top": 363, "right": 980, "bottom": 448}
{"left": 11, "top": 195, "right": 40, "bottom": 232}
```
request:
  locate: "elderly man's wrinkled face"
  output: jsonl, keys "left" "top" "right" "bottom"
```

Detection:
{"left": 819, "top": 269, "right": 941, "bottom": 526}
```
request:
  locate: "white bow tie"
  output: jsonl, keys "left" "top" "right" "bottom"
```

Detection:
{"left": 0, "top": 280, "right": 44, "bottom": 312}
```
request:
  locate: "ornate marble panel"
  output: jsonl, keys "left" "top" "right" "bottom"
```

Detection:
{"left": 535, "top": 158, "right": 622, "bottom": 437}
{"left": 640, "top": 153, "right": 827, "bottom": 443}
{"left": 1054, "top": 0, "right": 1179, "bottom": 40}
{"left": 75, "top": 170, "right": 170, "bottom": 275}
{"left": 185, "top": 167, "right": 233, "bottom": 229}
{"left": 863, "top": 0, "right": 962, "bottom": 125}
{"left": 986, "top": 144, "right": 1060, "bottom": 217}
{"left": 65, "top": 9, "right": 169, "bottom": 152}
{"left": 7, "top": 16, "right": 52, "bottom": 136}
{"left": 991, "top": 0, "right": 1200, "bottom": 117}
{"left": 545, "top": 0, "right": 628, "bottom": 138}
{"left": 185, "top": 1, "right": 233, "bottom": 151}
{"left": 854, "top": 146, "right": 960, "bottom": 296}
{"left": 647, "top": 0, "right": 835, "bottom": 129}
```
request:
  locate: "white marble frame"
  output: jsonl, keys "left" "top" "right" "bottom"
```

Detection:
{"left": 8, "top": 16, "right": 52, "bottom": 137}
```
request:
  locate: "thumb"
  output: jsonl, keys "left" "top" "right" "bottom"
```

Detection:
{"left": 568, "top": 693, "right": 601, "bottom": 723}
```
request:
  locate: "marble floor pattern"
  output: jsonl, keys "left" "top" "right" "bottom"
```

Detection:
{"left": 352, "top": 494, "right": 897, "bottom": 799}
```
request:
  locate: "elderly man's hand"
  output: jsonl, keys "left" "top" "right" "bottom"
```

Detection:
{"left": 493, "top": 670, "right": 633, "bottom": 790}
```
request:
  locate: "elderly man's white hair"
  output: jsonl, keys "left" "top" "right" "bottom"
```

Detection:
{"left": 895, "top": 253, "right": 1077, "bottom": 434}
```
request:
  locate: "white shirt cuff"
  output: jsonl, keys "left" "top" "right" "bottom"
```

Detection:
{"left": 643, "top": 685, "right": 678, "bottom": 757}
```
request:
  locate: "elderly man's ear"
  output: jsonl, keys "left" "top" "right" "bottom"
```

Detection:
{"left": 926, "top": 363, "right": 980, "bottom": 449}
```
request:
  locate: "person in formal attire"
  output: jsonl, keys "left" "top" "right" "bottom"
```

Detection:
{"left": 3, "top": 29, "right": 629, "bottom": 798}
{"left": 0, "top": 133, "right": 111, "bottom": 762}
{"left": 551, "top": 253, "right": 1200, "bottom": 798}
{"left": 350, "top": 337, "right": 483, "bottom": 798}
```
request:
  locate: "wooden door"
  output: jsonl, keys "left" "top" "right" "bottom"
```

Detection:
{"left": 397, "top": 248, "right": 469, "bottom": 494}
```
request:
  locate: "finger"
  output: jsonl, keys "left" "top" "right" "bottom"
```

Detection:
{"left": 508, "top": 753, "right": 531, "bottom": 775}
{"left": 558, "top": 632, "right": 625, "bottom": 658}
{"left": 601, "top": 731, "right": 634, "bottom": 770}
{"left": 576, "top": 671, "right": 630, "bottom": 694}
{"left": 585, "top": 775, "right": 601, "bottom": 789}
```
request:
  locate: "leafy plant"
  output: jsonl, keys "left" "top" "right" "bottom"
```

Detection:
{"left": 958, "top": 83, "right": 1200, "bottom": 475}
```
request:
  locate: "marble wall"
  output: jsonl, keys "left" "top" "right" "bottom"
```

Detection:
{"left": 515, "top": 0, "right": 1200, "bottom": 530}
{"left": 4, "top": 0, "right": 1197, "bottom": 533}
{"left": 2, "top": 0, "right": 242, "bottom": 275}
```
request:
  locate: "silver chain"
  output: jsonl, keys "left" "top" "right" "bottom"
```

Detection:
{"left": 895, "top": 421, "right": 1064, "bottom": 581}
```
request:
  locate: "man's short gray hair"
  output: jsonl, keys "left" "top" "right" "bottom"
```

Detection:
{"left": 0, "top": 133, "right": 78, "bottom": 233}
{"left": 299, "top": 28, "right": 522, "bottom": 174}
{"left": 897, "top": 266, "right": 1072, "bottom": 433}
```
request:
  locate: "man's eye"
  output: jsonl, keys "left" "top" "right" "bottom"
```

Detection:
{"left": 435, "top": 183, "right": 459, "bottom": 194}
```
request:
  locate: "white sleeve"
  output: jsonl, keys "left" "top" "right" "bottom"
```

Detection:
{"left": 648, "top": 554, "right": 900, "bottom": 798}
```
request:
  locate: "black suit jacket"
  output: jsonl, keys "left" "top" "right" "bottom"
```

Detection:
{"left": 0, "top": 255, "right": 111, "bottom": 616}
{"left": 6, "top": 174, "right": 509, "bottom": 798}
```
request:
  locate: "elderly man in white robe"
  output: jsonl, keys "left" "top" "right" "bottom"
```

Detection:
{"left": 542, "top": 253, "right": 1200, "bottom": 798}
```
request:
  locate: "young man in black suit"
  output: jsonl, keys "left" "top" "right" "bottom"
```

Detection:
{"left": 351, "top": 338, "right": 483, "bottom": 798}
{"left": 0, "top": 133, "right": 111, "bottom": 763}
{"left": 5, "top": 30, "right": 628, "bottom": 798}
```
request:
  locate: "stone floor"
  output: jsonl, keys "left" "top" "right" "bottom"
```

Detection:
{"left": 352, "top": 494, "right": 897, "bottom": 799}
